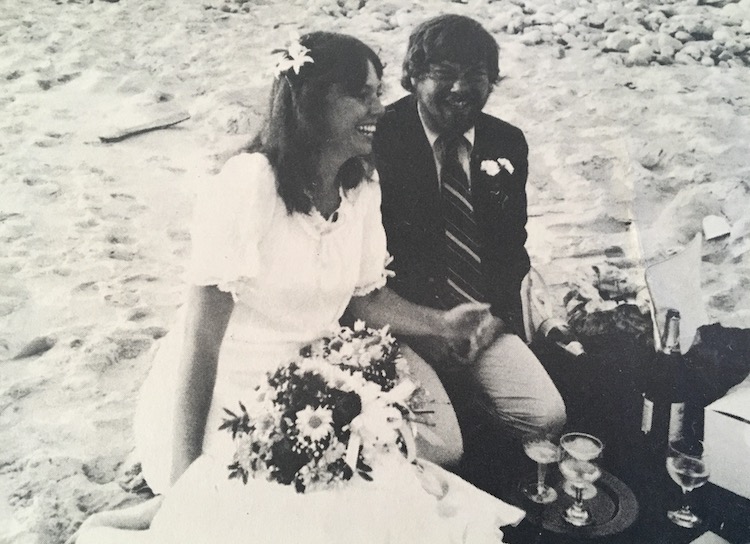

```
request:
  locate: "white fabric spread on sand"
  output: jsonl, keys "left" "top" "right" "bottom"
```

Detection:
{"left": 146, "top": 453, "right": 524, "bottom": 544}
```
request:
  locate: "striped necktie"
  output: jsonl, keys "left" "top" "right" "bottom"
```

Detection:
{"left": 438, "top": 135, "right": 485, "bottom": 307}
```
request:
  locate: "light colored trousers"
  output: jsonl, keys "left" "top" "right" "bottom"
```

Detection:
{"left": 409, "top": 333, "right": 567, "bottom": 441}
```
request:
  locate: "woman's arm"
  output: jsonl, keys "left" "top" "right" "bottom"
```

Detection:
{"left": 348, "top": 287, "right": 499, "bottom": 364}
{"left": 170, "top": 285, "right": 234, "bottom": 485}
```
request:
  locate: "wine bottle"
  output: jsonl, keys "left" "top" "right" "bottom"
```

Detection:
{"left": 641, "top": 309, "right": 687, "bottom": 453}
{"left": 538, "top": 318, "right": 586, "bottom": 358}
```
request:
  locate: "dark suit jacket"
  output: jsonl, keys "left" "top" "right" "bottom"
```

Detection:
{"left": 373, "top": 95, "right": 531, "bottom": 330}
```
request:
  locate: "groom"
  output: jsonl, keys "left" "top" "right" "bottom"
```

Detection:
{"left": 373, "top": 14, "right": 565, "bottom": 482}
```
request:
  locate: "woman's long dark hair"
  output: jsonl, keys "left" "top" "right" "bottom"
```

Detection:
{"left": 247, "top": 32, "right": 384, "bottom": 214}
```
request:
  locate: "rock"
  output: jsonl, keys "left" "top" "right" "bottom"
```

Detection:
{"left": 674, "top": 50, "right": 700, "bottom": 64}
{"left": 725, "top": 39, "right": 746, "bottom": 54}
{"left": 699, "top": 0, "right": 740, "bottom": 6}
{"left": 521, "top": 28, "right": 544, "bottom": 45}
{"left": 604, "top": 14, "right": 630, "bottom": 32}
{"left": 689, "top": 21, "right": 715, "bottom": 40}
{"left": 537, "top": 3, "right": 557, "bottom": 14}
{"left": 682, "top": 41, "right": 707, "bottom": 59}
{"left": 624, "top": 0, "right": 644, "bottom": 12}
{"left": 723, "top": 3, "right": 750, "bottom": 24}
{"left": 633, "top": 144, "right": 665, "bottom": 170}
{"left": 713, "top": 26, "right": 738, "bottom": 43}
{"left": 604, "top": 31, "right": 639, "bottom": 52}
{"left": 717, "top": 49, "right": 733, "bottom": 60}
{"left": 642, "top": 11, "right": 667, "bottom": 32}
{"left": 560, "top": 9, "right": 586, "bottom": 27}
{"left": 709, "top": 41, "right": 725, "bottom": 57}
{"left": 627, "top": 43, "right": 655, "bottom": 65}
{"left": 530, "top": 12, "right": 555, "bottom": 25}
{"left": 587, "top": 13, "right": 608, "bottom": 29}
{"left": 507, "top": 16, "right": 528, "bottom": 34}
{"left": 561, "top": 32, "right": 578, "bottom": 46}
{"left": 12, "top": 336, "right": 57, "bottom": 359}
{"left": 675, "top": 30, "right": 694, "bottom": 42}
{"left": 701, "top": 55, "right": 717, "bottom": 65}
{"left": 487, "top": 11, "right": 518, "bottom": 33}
{"left": 655, "top": 51, "right": 676, "bottom": 64}
{"left": 658, "top": 33, "right": 684, "bottom": 52}
{"left": 553, "top": 22, "right": 569, "bottom": 35}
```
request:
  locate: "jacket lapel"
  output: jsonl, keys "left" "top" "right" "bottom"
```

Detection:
{"left": 397, "top": 97, "right": 442, "bottom": 221}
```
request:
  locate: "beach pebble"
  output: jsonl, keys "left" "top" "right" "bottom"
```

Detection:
{"left": 604, "top": 32, "right": 639, "bottom": 52}
{"left": 12, "top": 336, "right": 57, "bottom": 360}
{"left": 586, "top": 12, "right": 607, "bottom": 29}
{"left": 658, "top": 33, "right": 684, "bottom": 53}
{"left": 627, "top": 42, "right": 655, "bottom": 65}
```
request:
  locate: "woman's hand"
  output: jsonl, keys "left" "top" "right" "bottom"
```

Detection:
{"left": 440, "top": 303, "right": 507, "bottom": 365}
{"left": 65, "top": 497, "right": 164, "bottom": 544}
{"left": 348, "top": 288, "right": 507, "bottom": 369}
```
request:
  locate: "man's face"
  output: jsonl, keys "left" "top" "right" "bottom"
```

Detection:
{"left": 411, "top": 60, "right": 492, "bottom": 137}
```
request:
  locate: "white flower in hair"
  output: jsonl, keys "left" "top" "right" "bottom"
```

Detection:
{"left": 272, "top": 31, "right": 314, "bottom": 78}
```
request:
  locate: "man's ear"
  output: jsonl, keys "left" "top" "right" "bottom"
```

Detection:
{"left": 410, "top": 77, "right": 418, "bottom": 89}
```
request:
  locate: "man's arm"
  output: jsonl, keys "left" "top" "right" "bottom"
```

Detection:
{"left": 348, "top": 287, "right": 498, "bottom": 364}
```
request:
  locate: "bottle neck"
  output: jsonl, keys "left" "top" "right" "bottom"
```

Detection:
{"left": 662, "top": 314, "right": 681, "bottom": 355}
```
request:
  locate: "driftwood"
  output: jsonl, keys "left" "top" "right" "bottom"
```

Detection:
{"left": 99, "top": 111, "right": 190, "bottom": 143}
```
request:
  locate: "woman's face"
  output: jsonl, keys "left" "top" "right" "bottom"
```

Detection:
{"left": 321, "top": 61, "right": 384, "bottom": 161}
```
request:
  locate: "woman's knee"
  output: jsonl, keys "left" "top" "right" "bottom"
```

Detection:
{"left": 539, "top": 392, "right": 567, "bottom": 435}
{"left": 400, "top": 342, "right": 464, "bottom": 467}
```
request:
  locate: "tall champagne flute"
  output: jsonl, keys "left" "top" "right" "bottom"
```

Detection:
{"left": 558, "top": 432, "right": 604, "bottom": 527}
{"left": 666, "top": 439, "right": 709, "bottom": 528}
{"left": 521, "top": 434, "right": 560, "bottom": 504}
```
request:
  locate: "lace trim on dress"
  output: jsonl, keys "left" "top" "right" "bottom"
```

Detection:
{"left": 187, "top": 274, "right": 251, "bottom": 302}
{"left": 353, "top": 254, "right": 395, "bottom": 297}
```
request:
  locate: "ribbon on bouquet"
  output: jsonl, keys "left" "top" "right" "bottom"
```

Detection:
{"left": 344, "top": 380, "right": 419, "bottom": 471}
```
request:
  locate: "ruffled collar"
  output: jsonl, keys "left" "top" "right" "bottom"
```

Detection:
{"left": 302, "top": 186, "right": 352, "bottom": 237}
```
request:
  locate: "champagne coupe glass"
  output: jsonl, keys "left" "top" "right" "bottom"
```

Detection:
{"left": 558, "top": 432, "right": 604, "bottom": 527}
{"left": 666, "top": 439, "right": 709, "bottom": 528}
{"left": 521, "top": 433, "right": 560, "bottom": 504}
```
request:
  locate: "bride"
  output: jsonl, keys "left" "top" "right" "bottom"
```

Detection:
{"left": 74, "top": 31, "right": 523, "bottom": 544}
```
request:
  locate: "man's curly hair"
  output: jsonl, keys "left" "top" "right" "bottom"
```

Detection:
{"left": 401, "top": 14, "right": 500, "bottom": 92}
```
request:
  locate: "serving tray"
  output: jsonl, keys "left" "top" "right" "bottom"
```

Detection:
{"left": 519, "top": 470, "right": 639, "bottom": 538}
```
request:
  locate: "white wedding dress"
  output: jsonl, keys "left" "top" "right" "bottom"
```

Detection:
{"left": 124, "top": 153, "right": 524, "bottom": 543}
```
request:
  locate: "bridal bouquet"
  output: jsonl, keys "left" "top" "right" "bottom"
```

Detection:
{"left": 221, "top": 321, "right": 425, "bottom": 493}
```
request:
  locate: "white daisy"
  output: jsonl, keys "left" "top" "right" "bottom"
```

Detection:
{"left": 296, "top": 406, "right": 333, "bottom": 442}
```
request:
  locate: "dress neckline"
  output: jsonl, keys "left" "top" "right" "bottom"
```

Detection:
{"left": 304, "top": 186, "right": 350, "bottom": 237}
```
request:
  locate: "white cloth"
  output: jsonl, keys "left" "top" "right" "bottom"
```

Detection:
{"left": 134, "top": 153, "right": 391, "bottom": 494}
{"left": 145, "top": 453, "right": 524, "bottom": 544}
{"left": 132, "top": 152, "right": 525, "bottom": 543}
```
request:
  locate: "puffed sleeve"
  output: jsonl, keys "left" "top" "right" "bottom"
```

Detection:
{"left": 353, "top": 171, "right": 394, "bottom": 297}
{"left": 185, "top": 153, "right": 277, "bottom": 298}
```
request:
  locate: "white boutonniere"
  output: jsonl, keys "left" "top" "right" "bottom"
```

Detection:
{"left": 480, "top": 157, "right": 515, "bottom": 176}
{"left": 272, "top": 32, "right": 314, "bottom": 78}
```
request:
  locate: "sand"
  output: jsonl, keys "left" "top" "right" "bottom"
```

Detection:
{"left": 1, "top": 0, "right": 749, "bottom": 542}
